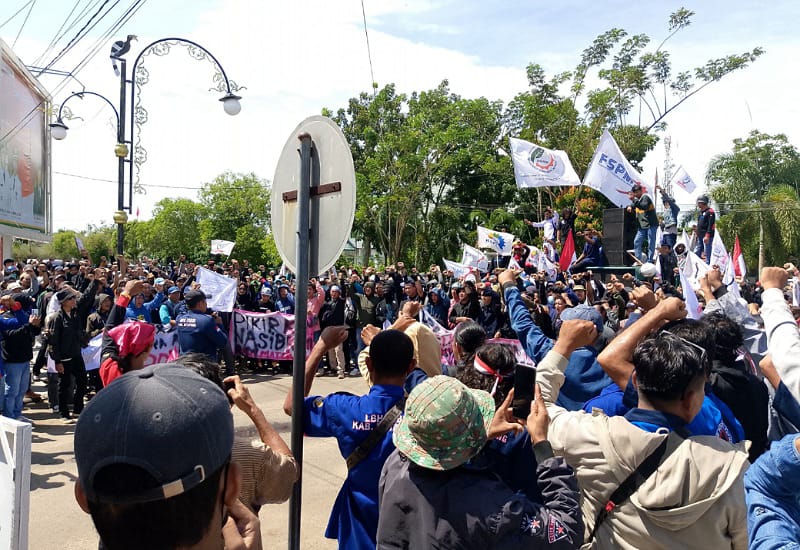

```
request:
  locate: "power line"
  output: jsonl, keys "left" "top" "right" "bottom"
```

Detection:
{"left": 360, "top": 0, "right": 377, "bottom": 97}
{"left": 0, "top": 0, "right": 33, "bottom": 31}
{"left": 11, "top": 0, "right": 35, "bottom": 48}
{"left": 31, "top": 0, "right": 86, "bottom": 67}
{"left": 37, "top": 0, "right": 113, "bottom": 74}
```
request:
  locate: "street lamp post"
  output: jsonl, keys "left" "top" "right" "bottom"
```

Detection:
{"left": 50, "top": 91, "right": 126, "bottom": 255}
{"left": 50, "top": 36, "right": 243, "bottom": 257}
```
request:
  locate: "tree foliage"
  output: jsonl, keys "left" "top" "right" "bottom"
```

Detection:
{"left": 707, "top": 131, "right": 800, "bottom": 267}
{"left": 327, "top": 8, "right": 762, "bottom": 266}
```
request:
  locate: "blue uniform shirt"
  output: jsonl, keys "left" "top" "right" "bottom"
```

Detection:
{"left": 176, "top": 310, "right": 227, "bottom": 357}
{"left": 303, "top": 384, "right": 404, "bottom": 550}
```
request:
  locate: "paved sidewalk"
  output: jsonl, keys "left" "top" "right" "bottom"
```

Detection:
{"left": 25, "top": 369, "right": 369, "bottom": 549}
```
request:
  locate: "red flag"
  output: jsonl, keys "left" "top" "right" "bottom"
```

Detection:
{"left": 559, "top": 230, "right": 576, "bottom": 272}
{"left": 732, "top": 235, "right": 746, "bottom": 277}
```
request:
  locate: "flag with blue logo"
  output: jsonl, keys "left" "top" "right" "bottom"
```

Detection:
{"left": 583, "top": 130, "right": 647, "bottom": 207}
{"left": 477, "top": 225, "right": 515, "bottom": 255}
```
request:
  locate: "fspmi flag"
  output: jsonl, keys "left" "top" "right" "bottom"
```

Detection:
{"left": 509, "top": 137, "right": 581, "bottom": 188}
{"left": 210, "top": 239, "right": 235, "bottom": 256}
{"left": 583, "top": 130, "right": 646, "bottom": 207}
{"left": 669, "top": 166, "right": 697, "bottom": 194}
{"left": 477, "top": 225, "right": 515, "bottom": 256}
{"left": 461, "top": 243, "right": 489, "bottom": 272}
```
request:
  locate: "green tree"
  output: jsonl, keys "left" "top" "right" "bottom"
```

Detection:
{"left": 52, "top": 230, "right": 80, "bottom": 259}
{"left": 707, "top": 130, "right": 800, "bottom": 271}
{"left": 138, "top": 198, "right": 208, "bottom": 261}
{"left": 198, "top": 171, "right": 271, "bottom": 264}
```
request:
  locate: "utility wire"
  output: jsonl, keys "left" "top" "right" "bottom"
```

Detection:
{"left": 11, "top": 0, "right": 35, "bottom": 48}
{"left": 31, "top": 0, "right": 86, "bottom": 67}
{"left": 0, "top": 0, "right": 145, "bottom": 146}
{"left": 360, "top": 0, "right": 377, "bottom": 98}
{"left": 37, "top": 0, "right": 113, "bottom": 75}
{"left": 0, "top": 0, "right": 33, "bottom": 31}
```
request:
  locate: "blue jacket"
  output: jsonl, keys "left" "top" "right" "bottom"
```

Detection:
{"left": 583, "top": 380, "right": 745, "bottom": 442}
{"left": 176, "top": 310, "right": 228, "bottom": 357}
{"left": 424, "top": 289, "right": 450, "bottom": 327}
{"left": 504, "top": 283, "right": 611, "bottom": 410}
{"left": 304, "top": 384, "right": 405, "bottom": 550}
{"left": 745, "top": 434, "right": 800, "bottom": 549}
{"left": 126, "top": 292, "right": 165, "bottom": 323}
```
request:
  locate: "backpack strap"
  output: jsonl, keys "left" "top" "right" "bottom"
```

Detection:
{"left": 588, "top": 431, "right": 684, "bottom": 542}
{"left": 345, "top": 397, "right": 405, "bottom": 470}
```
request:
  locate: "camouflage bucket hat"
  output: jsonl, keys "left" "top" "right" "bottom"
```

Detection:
{"left": 393, "top": 375, "right": 495, "bottom": 471}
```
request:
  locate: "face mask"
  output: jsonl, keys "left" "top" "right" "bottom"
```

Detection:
{"left": 547, "top": 296, "right": 555, "bottom": 305}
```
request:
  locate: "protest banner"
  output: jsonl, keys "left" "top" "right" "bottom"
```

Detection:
{"left": 78, "top": 329, "right": 180, "bottom": 372}
{"left": 196, "top": 267, "right": 238, "bottom": 312}
{"left": 443, "top": 258, "right": 472, "bottom": 279}
{"left": 461, "top": 243, "right": 489, "bottom": 272}
{"left": 477, "top": 225, "right": 515, "bottom": 256}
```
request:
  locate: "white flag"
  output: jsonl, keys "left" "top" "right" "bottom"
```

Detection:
{"left": 210, "top": 239, "right": 235, "bottom": 256}
{"left": 669, "top": 166, "right": 697, "bottom": 194}
{"left": 196, "top": 267, "right": 238, "bottom": 312}
{"left": 461, "top": 243, "right": 489, "bottom": 272}
{"left": 583, "top": 130, "right": 647, "bottom": 207}
{"left": 477, "top": 225, "right": 515, "bottom": 256}
{"left": 442, "top": 258, "right": 472, "bottom": 279}
{"left": 682, "top": 251, "right": 710, "bottom": 291}
{"left": 710, "top": 232, "right": 730, "bottom": 273}
{"left": 509, "top": 137, "right": 581, "bottom": 188}
{"left": 679, "top": 269, "right": 704, "bottom": 320}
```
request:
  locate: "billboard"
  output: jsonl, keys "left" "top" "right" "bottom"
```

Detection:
{"left": 0, "top": 38, "right": 51, "bottom": 239}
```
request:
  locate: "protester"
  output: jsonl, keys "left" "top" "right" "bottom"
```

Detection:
{"left": 284, "top": 327, "right": 415, "bottom": 550}
{"left": 1, "top": 294, "right": 37, "bottom": 422}
{"left": 176, "top": 289, "right": 227, "bottom": 360}
{"left": 538, "top": 313, "right": 749, "bottom": 547}
{"left": 73, "top": 364, "right": 261, "bottom": 550}
{"left": 173, "top": 353, "right": 299, "bottom": 514}
{"left": 377, "top": 376, "right": 582, "bottom": 549}
{"left": 626, "top": 183, "right": 659, "bottom": 263}
{"left": 694, "top": 195, "right": 716, "bottom": 263}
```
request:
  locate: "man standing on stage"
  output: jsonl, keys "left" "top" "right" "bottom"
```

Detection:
{"left": 695, "top": 195, "right": 716, "bottom": 263}
{"left": 656, "top": 182, "right": 681, "bottom": 249}
{"left": 627, "top": 183, "right": 659, "bottom": 263}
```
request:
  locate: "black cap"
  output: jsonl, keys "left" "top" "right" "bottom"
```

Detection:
{"left": 184, "top": 289, "right": 206, "bottom": 308}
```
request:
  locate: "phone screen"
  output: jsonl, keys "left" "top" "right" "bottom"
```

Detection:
{"left": 512, "top": 363, "right": 537, "bottom": 419}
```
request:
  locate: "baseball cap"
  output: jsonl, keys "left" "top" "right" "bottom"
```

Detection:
{"left": 697, "top": 195, "right": 709, "bottom": 204}
{"left": 184, "top": 289, "right": 206, "bottom": 308}
{"left": 154, "top": 277, "right": 165, "bottom": 286}
{"left": 631, "top": 183, "right": 643, "bottom": 192}
{"left": 167, "top": 286, "right": 180, "bottom": 295}
{"left": 572, "top": 284, "right": 586, "bottom": 291}
{"left": 480, "top": 288, "right": 493, "bottom": 296}
{"left": 330, "top": 285, "right": 341, "bottom": 292}
{"left": 74, "top": 364, "right": 233, "bottom": 504}
{"left": 393, "top": 376, "right": 494, "bottom": 471}
{"left": 559, "top": 304, "right": 603, "bottom": 335}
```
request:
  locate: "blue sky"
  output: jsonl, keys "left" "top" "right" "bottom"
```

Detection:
{"left": 1, "top": 0, "right": 798, "bottom": 230}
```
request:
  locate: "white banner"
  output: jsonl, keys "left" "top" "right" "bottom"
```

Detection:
{"left": 679, "top": 269, "right": 704, "bottom": 320}
{"left": 509, "top": 137, "right": 581, "bottom": 188}
{"left": 461, "top": 243, "right": 489, "bottom": 272}
{"left": 710, "top": 231, "right": 730, "bottom": 273}
{"left": 477, "top": 225, "right": 515, "bottom": 256}
{"left": 442, "top": 258, "right": 472, "bottom": 279}
{"left": 681, "top": 251, "right": 710, "bottom": 291}
{"left": 196, "top": 267, "right": 238, "bottom": 312}
{"left": 669, "top": 165, "right": 697, "bottom": 194}
{"left": 210, "top": 239, "right": 235, "bottom": 256}
{"left": 583, "top": 130, "right": 647, "bottom": 207}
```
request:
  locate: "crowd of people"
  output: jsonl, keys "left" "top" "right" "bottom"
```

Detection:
{"left": 3, "top": 187, "right": 800, "bottom": 549}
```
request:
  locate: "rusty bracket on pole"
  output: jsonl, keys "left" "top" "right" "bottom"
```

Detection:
{"left": 282, "top": 181, "right": 341, "bottom": 202}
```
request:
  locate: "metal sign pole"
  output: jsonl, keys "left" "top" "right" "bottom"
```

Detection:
{"left": 288, "top": 133, "right": 312, "bottom": 550}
